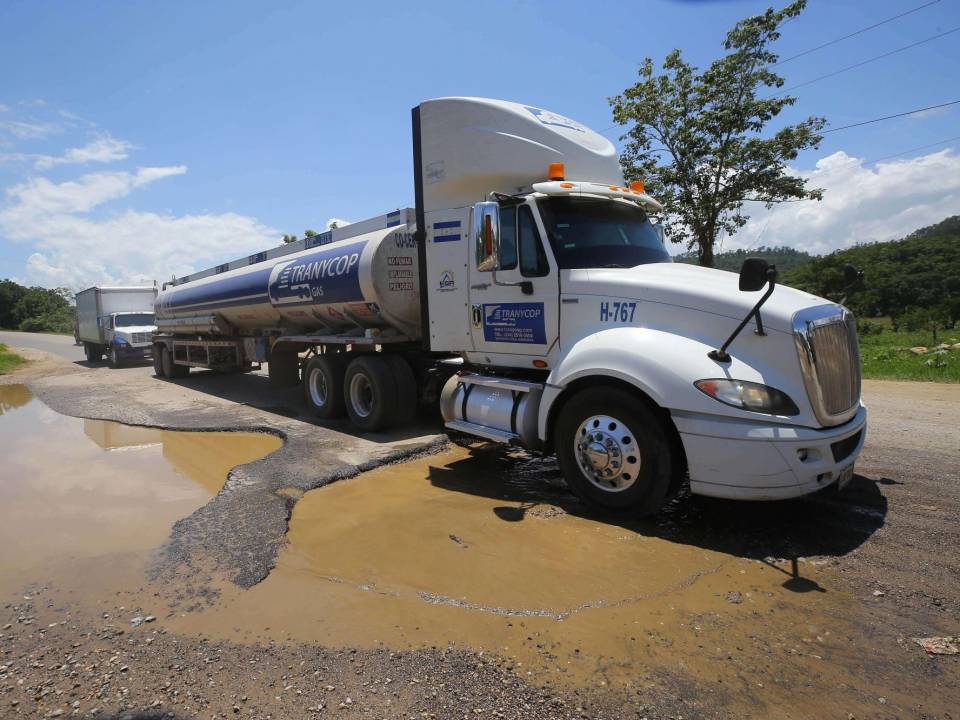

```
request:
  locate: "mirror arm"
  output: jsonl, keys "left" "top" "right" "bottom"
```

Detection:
{"left": 708, "top": 278, "right": 777, "bottom": 363}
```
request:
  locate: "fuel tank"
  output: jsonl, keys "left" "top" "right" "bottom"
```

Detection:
{"left": 155, "top": 225, "right": 421, "bottom": 338}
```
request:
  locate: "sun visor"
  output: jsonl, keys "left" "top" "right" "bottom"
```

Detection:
{"left": 417, "top": 97, "right": 624, "bottom": 213}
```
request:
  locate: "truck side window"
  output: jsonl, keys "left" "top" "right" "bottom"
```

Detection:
{"left": 498, "top": 206, "right": 518, "bottom": 271}
{"left": 518, "top": 206, "right": 549, "bottom": 277}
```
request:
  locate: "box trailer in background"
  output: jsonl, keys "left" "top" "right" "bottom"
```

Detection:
{"left": 152, "top": 97, "right": 866, "bottom": 515}
{"left": 75, "top": 286, "right": 158, "bottom": 367}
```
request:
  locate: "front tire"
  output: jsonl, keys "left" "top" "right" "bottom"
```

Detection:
{"left": 343, "top": 355, "right": 397, "bottom": 432}
{"left": 303, "top": 355, "right": 346, "bottom": 419}
{"left": 554, "top": 387, "right": 673, "bottom": 515}
{"left": 108, "top": 348, "right": 122, "bottom": 368}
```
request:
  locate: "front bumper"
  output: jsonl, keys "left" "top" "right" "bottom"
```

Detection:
{"left": 114, "top": 344, "right": 153, "bottom": 359}
{"left": 673, "top": 404, "right": 867, "bottom": 501}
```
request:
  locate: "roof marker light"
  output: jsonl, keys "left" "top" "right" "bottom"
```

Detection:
{"left": 559, "top": 182, "right": 574, "bottom": 188}
{"left": 548, "top": 162, "right": 565, "bottom": 181}
{"left": 631, "top": 180, "right": 645, "bottom": 193}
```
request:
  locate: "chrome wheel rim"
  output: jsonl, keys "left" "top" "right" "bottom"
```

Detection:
{"left": 574, "top": 414, "right": 640, "bottom": 492}
{"left": 308, "top": 367, "right": 328, "bottom": 407}
{"left": 349, "top": 373, "right": 373, "bottom": 418}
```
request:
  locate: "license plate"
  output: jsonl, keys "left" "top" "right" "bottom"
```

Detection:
{"left": 837, "top": 463, "right": 855, "bottom": 490}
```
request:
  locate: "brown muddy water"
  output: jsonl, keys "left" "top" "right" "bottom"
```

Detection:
{"left": 0, "top": 384, "right": 282, "bottom": 591}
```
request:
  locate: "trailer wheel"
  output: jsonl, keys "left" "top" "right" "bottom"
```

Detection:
{"left": 161, "top": 346, "right": 189, "bottom": 379}
{"left": 384, "top": 355, "right": 417, "bottom": 424}
{"left": 303, "top": 355, "right": 346, "bottom": 419}
{"left": 152, "top": 346, "right": 164, "bottom": 377}
{"left": 84, "top": 343, "right": 102, "bottom": 363}
{"left": 343, "top": 355, "right": 397, "bottom": 432}
{"left": 554, "top": 387, "right": 673, "bottom": 516}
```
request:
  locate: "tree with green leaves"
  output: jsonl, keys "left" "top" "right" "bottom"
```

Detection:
{"left": 282, "top": 234, "right": 298, "bottom": 244}
{"left": 610, "top": 0, "right": 826, "bottom": 267}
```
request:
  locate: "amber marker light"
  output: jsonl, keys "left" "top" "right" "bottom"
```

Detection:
{"left": 631, "top": 180, "right": 645, "bottom": 193}
{"left": 532, "top": 359, "right": 548, "bottom": 368}
{"left": 548, "top": 162, "right": 565, "bottom": 181}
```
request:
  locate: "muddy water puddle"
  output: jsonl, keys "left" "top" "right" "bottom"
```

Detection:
{"left": 0, "top": 384, "right": 282, "bottom": 591}
{"left": 167, "top": 445, "right": 906, "bottom": 714}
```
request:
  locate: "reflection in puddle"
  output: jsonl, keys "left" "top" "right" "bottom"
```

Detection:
{"left": 0, "top": 384, "right": 282, "bottom": 588}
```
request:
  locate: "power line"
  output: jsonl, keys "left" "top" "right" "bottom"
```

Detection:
{"left": 822, "top": 99, "right": 960, "bottom": 133}
{"left": 773, "top": 0, "right": 941, "bottom": 66}
{"left": 769, "top": 25, "right": 960, "bottom": 97}
{"left": 867, "top": 134, "right": 960, "bottom": 162}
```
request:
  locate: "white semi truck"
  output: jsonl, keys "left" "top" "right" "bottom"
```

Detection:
{"left": 75, "top": 286, "right": 158, "bottom": 367}
{"left": 153, "top": 97, "right": 866, "bottom": 515}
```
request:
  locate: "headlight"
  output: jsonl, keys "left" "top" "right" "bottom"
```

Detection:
{"left": 695, "top": 379, "right": 799, "bottom": 416}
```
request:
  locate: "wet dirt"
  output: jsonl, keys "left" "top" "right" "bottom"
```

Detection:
{"left": 166, "top": 445, "right": 952, "bottom": 718}
{"left": 0, "top": 384, "right": 282, "bottom": 592}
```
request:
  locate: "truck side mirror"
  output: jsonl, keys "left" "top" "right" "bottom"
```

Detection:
{"left": 739, "top": 258, "right": 773, "bottom": 292}
{"left": 473, "top": 201, "right": 501, "bottom": 272}
{"left": 843, "top": 263, "right": 863, "bottom": 286}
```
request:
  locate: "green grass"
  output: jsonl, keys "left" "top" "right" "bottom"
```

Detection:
{"left": 858, "top": 319, "right": 960, "bottom": 382}
{"left": 0, "top": 343, "right": 27, "bottom": 375}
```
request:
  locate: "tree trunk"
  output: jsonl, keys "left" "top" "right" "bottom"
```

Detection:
{"left": 697, "top": 237, "right": 715, "bottom": 268}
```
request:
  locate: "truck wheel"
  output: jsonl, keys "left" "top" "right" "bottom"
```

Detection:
{"left": 152, "top": 346, "right": 164, "bottom": 377}
{"left": 303, "top": 355, "right": 346, "bottom": 419}
{"left": 84, "top": 343, "right": 102, "bottom": 363}
{"left": 268, "top": 350, "right": 300, "bottom": 388}
{"left": 161, "top": 347, "right": 189, "bottom": 379}
{"left": 384, "top": 355, "right": 417, "bottom": 424}
{"left": 343, "top": 355, "right": 397, "bottom": 432}
{"left": 554, "top": 387, "right": 673, "bottom": 516}
{"left": 108, "top": 348, "right": 123, "bottom": 368}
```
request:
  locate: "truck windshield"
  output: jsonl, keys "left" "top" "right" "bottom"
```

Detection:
{"left": 114, "top": 313, "right": 155, "bottom": 327}
{"left": 536, "top": 197, "right": 671, "bottom": 269}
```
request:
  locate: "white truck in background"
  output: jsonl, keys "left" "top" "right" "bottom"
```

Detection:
{"left": 75, "top": 286, "right": 158, "bottom": 367}
{"left": 152, "top": 97, "right": 866, "bottom": 515}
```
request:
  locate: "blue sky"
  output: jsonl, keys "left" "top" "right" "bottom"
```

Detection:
{"left": 1, "top": 0, "right": 958, "bottom": 288}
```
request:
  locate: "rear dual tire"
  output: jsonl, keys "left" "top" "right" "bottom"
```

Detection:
{"left": 303, "top": 353, "right": 417, "bottom": 432}
{"left": 159, "top": 346, "right": 189, "bottom": 379}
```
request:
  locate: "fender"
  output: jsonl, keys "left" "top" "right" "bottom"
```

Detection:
{"left": 538, "top": 325, "right": 816, "bottom": 441}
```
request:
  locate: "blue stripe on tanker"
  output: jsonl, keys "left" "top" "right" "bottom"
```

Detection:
{"left": 159, "top": 240, "right": 367, "bottom": 316}
{"left": 160, "top": 267, "right": 274, "bottom": 311}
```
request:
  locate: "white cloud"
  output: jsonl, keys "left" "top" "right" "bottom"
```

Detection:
{"left": 1, "top": 134, "right": 133, "bottom": 169}
{"left": 37, "top": 135, "right": 133, "bottom": 169}
{"left": 0, "top": 166, "right": 278, "bottom": 290}
{"left": 0, "top": 118, "right": 63, "bottom": 140}
{"left": 723, "top": 148, "right": 960, "bottom": 256}
{"left": 326, "top": 217, "right": 351, "bottom": 230}
{"left": 0, "top": 104, "right": 9, "bottom": 113}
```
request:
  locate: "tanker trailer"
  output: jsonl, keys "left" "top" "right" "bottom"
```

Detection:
{"left": 154, "top": 96, "right": 866, "bottom": 516}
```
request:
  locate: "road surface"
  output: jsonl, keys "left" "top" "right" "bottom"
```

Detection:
{"left": 0, "top": 330, "right": 84, "bottom": 362}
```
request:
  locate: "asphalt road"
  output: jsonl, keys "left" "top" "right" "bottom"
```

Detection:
{"left": 0, "top": 330, "right": 84, "bottom": 362}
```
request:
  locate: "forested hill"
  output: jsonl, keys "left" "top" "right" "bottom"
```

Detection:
{"left": 674, "top": 246, "right": 814, "bottom": 273}
{"left": 780, "top": 216, "right": 960, "bottom": 319}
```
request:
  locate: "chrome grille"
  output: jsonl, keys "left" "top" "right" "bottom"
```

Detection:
{"left": 132, "top": 332, "right": 152, "bottom": 344}
{"left": 794, "top": 307, "right": 861, "bottom": 426}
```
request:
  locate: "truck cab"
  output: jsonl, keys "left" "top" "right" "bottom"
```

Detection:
{"left": 420, "top": 98, "right": 866, "bottom": 514}
{"left": 104, "top": 311, "right": 157, "bottom": 366}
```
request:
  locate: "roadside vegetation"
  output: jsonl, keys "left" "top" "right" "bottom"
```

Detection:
{"left": 0, "top": 343, "right": 27, "bottom": 374}
{"left": 0, "top": 279, "right": 74, "bottom": 334}
{"left": 858, "top": 319, "right": 959, "bottom": 383}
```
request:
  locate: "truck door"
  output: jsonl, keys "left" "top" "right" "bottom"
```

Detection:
{"left": 468, "top": 200, "right": 559, "bottom": 364}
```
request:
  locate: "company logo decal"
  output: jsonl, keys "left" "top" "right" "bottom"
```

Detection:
{"left": 482, "top": 302, "right": 546, "bottom": 344}
{"left": 268, "top": 241, "right": 365, "bottom": 306}
{"left": 438, "top": 270, "right": 456, "bottom": 292}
